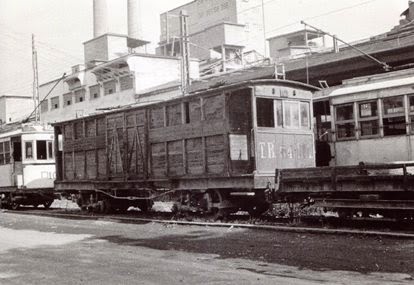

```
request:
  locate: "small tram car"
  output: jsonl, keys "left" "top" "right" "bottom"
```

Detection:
{"left": 314, "top": 68, "right": 414, "bottom": 166}
{"left": 0, "top": 123, "right": 55, "bottom": 209}
{"left": 53, "top": 79, "right": 317, "bottom": 216}
{"left": 278, "top": 68, "right": 414, "bottom": 219}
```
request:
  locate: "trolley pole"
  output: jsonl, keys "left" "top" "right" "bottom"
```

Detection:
{"left": 32, "top": 34, "right": 40, "bottom": 123}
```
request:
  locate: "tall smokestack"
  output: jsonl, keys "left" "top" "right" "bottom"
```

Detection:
{"left": 93, "top": 0, "right": 109, "bottom": 38}
{"left": 128, "top": 0, "right": 142, "bottom": 39}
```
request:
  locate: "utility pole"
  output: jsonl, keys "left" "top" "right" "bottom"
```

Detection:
{"left": 179, "top": 10, "right": 191, "bottom": 95}
{"left": 32, "top": 34, "right": 40, "bottom": 123}
{"left": 261, "top": 0, "right": 267, "bottom": 58}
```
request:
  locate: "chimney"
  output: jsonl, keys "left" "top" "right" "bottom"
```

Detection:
{"left": 128, "top": 0, "right": 142, "bottom": 39}
{"left": 93, "top": 0, "right": 109, "bottom": 38}
{"left": 409, "top": 1, "right": 414, "bottom": 21}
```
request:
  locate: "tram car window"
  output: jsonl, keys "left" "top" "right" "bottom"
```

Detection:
{"left": 37, "top": 141, "right": 47, "bottom": 160}
{"left": 410, "top": 95, "right": 414, "bottom": 133}
{"left": 382, "top": 96, "right": 406, "bottom": 136}
{"left": 25, "top": 141, "right": 33, "bottom": 159}
{"left": 335, "top": 104, "right": 355, "bottom": 139}
{"left": 358, "top": 101, "right": 379, "bottom": 137}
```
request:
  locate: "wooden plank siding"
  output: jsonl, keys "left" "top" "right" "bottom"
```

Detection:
{"left": 59, "top": 86, "right": 255, "bottom": 183}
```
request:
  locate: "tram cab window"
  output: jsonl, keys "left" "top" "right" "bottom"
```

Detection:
{"left": 300, "top": 102, "right": 310, "bottom": 129}
{"left": 25, "top": 142, "right": 33, "bottom": 159}
{"left": 335, "top": 104, "right": 355, "bottom": 139}
{"left": 358, "top": 101, "right": 379, "bottom": 137}
{"left": 275, "top": 100, "right": 283, "bottom": 127}
{"left": 256, "top": 98, "right": 274, "bottom": 127}
{"left": 284, "top": 101, "right": 300, "bottom": 129}
{"left": 382, "top": 96, "right": 406, "bottom": 136}
{"left": 36, "top": 141, "right": 47, "bottom": 160}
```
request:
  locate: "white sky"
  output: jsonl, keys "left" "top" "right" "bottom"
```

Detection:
{"left": 0, "top": 0, "right": 409, "bottom": 95}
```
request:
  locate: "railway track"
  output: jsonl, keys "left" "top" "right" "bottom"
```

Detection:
{"left": 4, "top": 206, "right": 414, "bottom": 239}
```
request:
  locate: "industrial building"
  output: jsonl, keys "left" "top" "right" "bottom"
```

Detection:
{"left": 156, "top": 0, "right": 266, "bottom": 73}
{"left": 0, "top": 95, "right": 34, "bottom": 125}
{"left": 39, "top": 0, "right": 199, "bottom": 124}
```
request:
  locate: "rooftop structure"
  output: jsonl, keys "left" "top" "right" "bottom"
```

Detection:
{"left": 0, "top": 95, "right": 34, "bottom": 125}
{"left": 156, "top": 0, "right": 266, "bottom": 72}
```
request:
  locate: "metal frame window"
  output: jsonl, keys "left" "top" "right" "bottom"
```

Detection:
{"left": 382, "top": 96, "right": 406, "bottom": 136}
{"left": 0, "top": 141, "right": 10, "bottom": 165}
{"left": 25, "top": 141, "right": 33, "bottom": 159}
{"left": 358, "top": 100, "right": 379, "bottom": 137}
{"left": 335, "top": 104, "right": 355, "bottom": 139}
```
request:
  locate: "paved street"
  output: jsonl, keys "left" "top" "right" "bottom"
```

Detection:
{"left": 0, "top": 212, "right": 413, "bottom": 284}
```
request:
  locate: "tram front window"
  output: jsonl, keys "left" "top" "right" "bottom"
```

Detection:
{"left": 36, "top": 140, "right": 47, "bottom": 160}
{"left": 25, "top": 142, "right": 33, "bottom": 159}
{"left": 256, "top": 98, "right": 274, "bottom": 127}
{"left": 335, "top": 104, "right": 355, "bottom": 139}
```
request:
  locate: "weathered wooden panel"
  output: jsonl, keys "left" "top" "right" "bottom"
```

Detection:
{"left": 97, "top": 149, "right": 106, "bottom": 178}
{"left": 206, "top": 135, "right": 225, "bottom": 174}
{"left": 64, "top": 153, "right": 74, "bottom": 180}
{"left": 229, "top": 90, "right": 251, "bottom": 132}
{"left": 74, "top": 151, "right": 85, "bottom": 179}
{"left": 126, "top": 126, "right": 145, "bottom": 176}
{"left": 189, "top": 99, "right": 201, "bottom": 123}
{"left": 168, "top": 140, "right": 184, "bottom": 176}
{"left": 64, "top": 136, "right": 106, "bottom": 152}
{"left": 74, "top": 122, "right": 83, "bottom": 139}
{"left": 107, "top": 128, "right": 124, "bottom": 176}
{"left": 186, "top": 138, "right": 203, "bottom": 175}
{"left": 85, "top": 120, "right": 96, "bottom": 137}
{"left": 151, "top": 143, "right": 166, "bottom": 177}
{"left": 150, "top": 107, "right": 164, "bottom": 129}
{"left": 203, "top": 94, "right": 224, "bottom": 121}
{"left": 149, "top": 120, "right": 226, "bottom": 143}
{"left": 86, "top": 150, "right": 97, "bottom": 179}
{"left": 167, "top": 103, "right": 182, "bottom": 126}
{"left": 97, "top": 118, "right": 106, "bottom": 136}
{"left": 64, "top": 124, "right": 73, "bottom": 141}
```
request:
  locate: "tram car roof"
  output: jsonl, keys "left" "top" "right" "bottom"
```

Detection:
{"left": 314, "top": 67, "right": 414, "bottom": 102}
{"left": 53, "top": 74, "right": 319, "bottom": 126}
{"left": 0, "top": 122, "right": 53, "bottom": 139}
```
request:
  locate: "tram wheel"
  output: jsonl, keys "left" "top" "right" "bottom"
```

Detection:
{"left": 43, "top": 200, "right": 52, "bottom": 209}
{"left": 11, "top": 203, "right": 19, "bottom": 210}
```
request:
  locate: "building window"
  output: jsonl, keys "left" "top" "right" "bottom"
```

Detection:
{"left": 256, "top": 98, "right": 274, "bottom": 127}
{"left": 89, "top": 85, "right": 100, "bottom": 100}
{"left": 51, "top": 97, "right": 59, "bottom": 109}
{"left": 63, "top": 93, "right": 73, "bottom": 107}
{"left": 104, "top": 80, "right": 116, "bottom": 95}
{"left": 119, "top": 76, "right": 133, "bottom": 91}
{"left": 335, "top": 104, "right": 355, "bottom": 139}
{"left": 382, "top": 96, "right": 406, "bottom": 136}
{"left": 36, "top": 140, "right": 47, "bottom": 160}
{"left": 40, "top": 100, "right": 48, "bottom": 113}
{"left": 74, "top": 89, "right": 85, "bottom": 103}
{"left": 358, "top": 100, "right": 379, "bottom": 137}
{"left": 25, "top": 142, "right": 33, "bottom": 159}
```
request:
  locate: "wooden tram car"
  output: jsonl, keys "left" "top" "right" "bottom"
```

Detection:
{"left": 53, "top": 79, "right": 317, "bottom": 216}
{"left": 0, "top": 123, "right": 55, "bottom": 209}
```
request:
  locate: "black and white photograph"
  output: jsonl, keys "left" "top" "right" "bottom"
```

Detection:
{"left": 0, "top": 0, "right": 414, "bottom": 284}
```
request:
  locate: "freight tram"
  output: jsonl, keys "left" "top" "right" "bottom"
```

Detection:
{"left": 52, "top": 79, "right": 317, "bottom": 216}
{"left": 0, "top": 123, "right": 55, "bottom": 209}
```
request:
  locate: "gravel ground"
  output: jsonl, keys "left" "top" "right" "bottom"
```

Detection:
{"left": 0, "top": 213, "right": 413, "bottom": 284}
